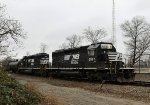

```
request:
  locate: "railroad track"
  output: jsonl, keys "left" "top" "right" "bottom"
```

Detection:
{"left": 11, "top": 72, "right": 150, "bottom": 87}
{"left": 55, "top": 77, "right": 150, "bottom": 87}
{"left": 103, "top": 81, "right": 150, "bottom": 87}
{"left": 129, "top": 81, "right": 150, "bottom": 87}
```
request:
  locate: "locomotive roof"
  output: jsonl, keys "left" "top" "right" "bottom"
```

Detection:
{"left": 9, "top": 61, "right": 19, "bottom": 66}
{"left": 87, "top": 44, "right": 100, "bottom": 49}
{"left": 22, "top": 53, "right": 49, "bottom": 58}
{"left": 53, "top": 42, "right": 113, "bottom": 53}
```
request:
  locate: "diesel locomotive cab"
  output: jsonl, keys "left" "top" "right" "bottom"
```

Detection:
{"left": 87, "top": 43, "right": 119, "bottom": 69}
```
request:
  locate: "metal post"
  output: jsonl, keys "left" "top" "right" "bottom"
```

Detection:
{"left": 124, "top": 58, "right": 126, "bottom": 67}
{"left": 139, "top": 57, "right": 140, "bottom": 73}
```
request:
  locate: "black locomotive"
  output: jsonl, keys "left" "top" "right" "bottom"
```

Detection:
{"left": 9, "top": 53, "right": 50, "bottom": 76}
{"left": 9, "top": 42, "right": 135, "bottom": 82}
{"left": 52, "top": 42, "right": 134, "bottom": 82}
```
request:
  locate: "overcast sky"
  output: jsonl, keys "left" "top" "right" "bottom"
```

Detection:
{"left": 1, "top": 0, "right": 150, "bottom": 59}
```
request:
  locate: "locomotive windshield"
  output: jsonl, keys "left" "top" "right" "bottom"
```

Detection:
{"left": 100, "top": 43, "right": 116, "bottom": 52}
{"left": 87, "top": 44, "right": 100, "bottom": 56}
{"left": 88, "top": 50, "right": 95, "bottom": 56}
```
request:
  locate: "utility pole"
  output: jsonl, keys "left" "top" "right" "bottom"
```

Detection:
{"left": 112, "top": 0, "right": 116, "bottom": 46}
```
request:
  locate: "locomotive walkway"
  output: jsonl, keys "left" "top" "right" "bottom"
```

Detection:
{"left": 9, "top": 73, "right": 149, "bottom": 105}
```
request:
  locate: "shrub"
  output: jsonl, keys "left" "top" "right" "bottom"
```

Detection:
{"left": 0, "top": 69, "right": 41, "bottom": 105}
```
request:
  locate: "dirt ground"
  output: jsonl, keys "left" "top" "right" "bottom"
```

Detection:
{"left": 10, "top": 73, "right": 150, "bottom": 105}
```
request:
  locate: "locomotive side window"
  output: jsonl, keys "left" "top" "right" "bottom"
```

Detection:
{"left": 88, "top": 50, "right": 95, "bottom": 56}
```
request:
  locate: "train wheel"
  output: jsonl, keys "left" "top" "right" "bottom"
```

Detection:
{"left": 45, "top": 71, "right": 50, "bottom": 77}
{"left": 12, "top": 69, "right": 16, "bottom": 73}
{"left": 41, "top": 70, "right": 47, "bottom": 77}
{"left": 117, "top": 76, "right": 123, "bottom": 83}
{"left": 31, "top": 69, "right": 35, "bottom": 75}
{"left": 117, "top": 73, "right": 135, "bottom": 83}
{"left": 86, "top": 72, "right": 94, "bottom": 81}
{"left": 96, "top": 72, "right": 107, "bottom": 81}
{"left": 56, "top": 71, "right": 62, "bottom": 78}
{"left": 49, "top": 71, "right": 56, "bottom": 78}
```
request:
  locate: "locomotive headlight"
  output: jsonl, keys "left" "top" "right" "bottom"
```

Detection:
{"left": 101, "top": 44, "right": 112, "bottom": 49}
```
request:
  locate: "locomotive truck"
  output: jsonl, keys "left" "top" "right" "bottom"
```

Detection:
{"left": 9, "top": 42, "right": 135, "bottom": 82}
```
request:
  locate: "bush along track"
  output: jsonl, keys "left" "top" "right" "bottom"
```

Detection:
{"left": 0, "top": 69, "right": 41, "bottom": 105}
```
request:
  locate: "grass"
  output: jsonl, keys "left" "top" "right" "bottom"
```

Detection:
{"left": 0, "top": 69, "right": 40, "bottom": 105}
{"left": 0, "top": 68, "right": 65, "bottom": 105}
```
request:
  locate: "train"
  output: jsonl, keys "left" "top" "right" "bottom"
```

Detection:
{"left": 9, "top": 53, "right": 50, "bottom": 76}
{"left": 8, "top": 42, "right": 135, "bottom": 82}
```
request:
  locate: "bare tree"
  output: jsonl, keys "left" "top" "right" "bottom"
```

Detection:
{"left": 1, "top": 56, "right": 13, "bottom": 70}
{"left": 60, "top": 34, "right": 82, "bottom": 49}
{"left": 0, "top": 4, "right": 26, "bottom": 57}
{"left": 66, "top": 34, "right": 82, "bottom": 48}
{"left": 83, "top": 26, "right": 107, "bottom": 44}
{"left": 59, "top": 42, "right": 69, "bottom": 49}
{"left": 0, "top": 4, "right": 5, "bottom": 18}
{"left": 40, "top": 43, "right": 48, "bottom": 53}
{"left": 121, "top": 16, "right": 150, "bottom": 66}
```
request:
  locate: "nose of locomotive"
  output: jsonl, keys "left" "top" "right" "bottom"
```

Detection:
{"left": 107, "top": 52, "right": 122, "bottom": 61}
